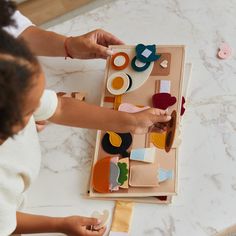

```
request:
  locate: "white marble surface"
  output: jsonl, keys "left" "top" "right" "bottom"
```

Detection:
{"left": 24, "top": 0, "right": 236, "bottom": 235}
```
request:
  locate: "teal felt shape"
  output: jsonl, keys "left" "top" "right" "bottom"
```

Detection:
{"left": 131, "top": 56, "right": 151, "bottom": 72}
{"left": 136, "top": 44, "right": 161, "bottom": 63}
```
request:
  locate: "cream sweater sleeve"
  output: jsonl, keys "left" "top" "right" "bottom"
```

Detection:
{"left": 33, "top": 89, "right": 58, "bottom": 121}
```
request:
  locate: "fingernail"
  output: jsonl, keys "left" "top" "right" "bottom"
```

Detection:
{"left": 106, "top": 49, "right": 113, "bottom": 56}
{"left": 97, "top": 219, "right": 102, "bottom": 224}
{"left": 167, "top": 115, "right": 171, "bottom": 120}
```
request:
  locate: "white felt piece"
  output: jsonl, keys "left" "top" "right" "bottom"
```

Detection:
{"left": 159, "top": 80, "right": 171, "bottom": 93}
{"left": 141, "top": 48, "right": 152, "bottom": 58}
{"left": 114, "top": 55, "right": 126, "bottom": 67}
{"left": 91, "top": 210, "right": 109, "bottom": 229}
{"left": 134, "top": 59, "right": 146, "bottom": 67}
{"left": 160, "top": 59, "right": 168, "bottom": 68}
{"left": 128, "top": 61, "right": 154, "bottom": 92}
{"left": 109, "top": 232, "right": 129, "bottom": 236}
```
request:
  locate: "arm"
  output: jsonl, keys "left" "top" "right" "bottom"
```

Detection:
{"left": 14, "top": 212, "right": 105, "bottom": 235}
{"left": 49, "top": 97, "right": 171, "bottom": 134}
{"left": 20, "top": 26, "right": 124, "bottom": 59}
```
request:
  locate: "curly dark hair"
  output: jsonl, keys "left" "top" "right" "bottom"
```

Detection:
{"left": 0, "top": 0, "right": 16, "bottom": 27}
{"left": 0, "top": 29, "right": 40, "bottom": 140}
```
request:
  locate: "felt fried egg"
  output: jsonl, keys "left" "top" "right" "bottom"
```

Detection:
{"left": 107, "top": 72, "right": 132, "bottom": 95}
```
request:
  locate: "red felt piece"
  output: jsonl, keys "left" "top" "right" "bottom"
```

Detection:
{"left": 181, "top": 96, "right": 186, "bottom": 116}
{"left": 152, "top": 93, "right": 177, "bottom": 110}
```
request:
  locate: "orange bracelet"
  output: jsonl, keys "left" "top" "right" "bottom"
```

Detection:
{"left": 64, "top": 37, "right": 73, "bottom": 59}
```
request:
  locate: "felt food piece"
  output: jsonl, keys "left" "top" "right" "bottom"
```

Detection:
{"left": 110, "top": 162, "right": 120, "bottom": 190}
{"left": 107, "top": 72, "right": 131, "bottom": 95}
{"left": 181, "top": 96, "right": 186, "bottom": 116}
{"left": 152, "top": 93, "right": 177, "bottom": 110}
{"left": 129, "top": 164, "right": 159, "bottom": 187}
{"left": 114, "top": 95, "right": 122, "bottom": 110}
{"left": 117, "top": 162, "right": 128, "bottom": 186}
{"left": 158, "top": 168, "right": 173, "bottom": 183}
{"left": 110, "top": 201, "right": 134, "bottom": 234}
{"left": 160, "top": 60, "right": 168, "bottom": 68}
{"left": 131, "top": 56, "right": 151, "bottom": 72}
{"left": 111, "top": 52, "right": 130, "bottom": 70}
{"left": 130, "top": 147, "right": 157, "bottom": 163}
{"left": 151, "top": 53, "right": 171, "bottom": 76}
{"left": 91, "top": 210, "right": 109, "bottom": 230}
{"left": 92, "top": 157, "right": 111, "bottom": 193}
{"left": 135, "top": 44, "right": 161, "bottom": 63}
{"left": 107, "top": 131, "right": 122, "bottom": 147}
{"left": 118, "top": 158, "right": 129, "bottom": 189}
{"left": 150, "top": 132, "right": 166, "bottom": 149}
{"left": 159, "top": 80, "right": 171, "bottom": 93}
{"left": 218, "top": 42, "right": 232, "bottom": 59}
{"left": 104, "top": 96, "right": 115, "bottom": 103}
{"left": 165, "top": 110, "right": 177, "bottom": 153}
{"left": 102, "top": 132, "right": 132, "bottom": 157}
{"left": 118, "top": 103, "right": 150, "bottom": 113}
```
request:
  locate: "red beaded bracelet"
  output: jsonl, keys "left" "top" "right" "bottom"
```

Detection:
{"left": 64, "top": 37, "right": 73, "bottom": 59}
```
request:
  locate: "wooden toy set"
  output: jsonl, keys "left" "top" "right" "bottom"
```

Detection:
{"left": 88, "top": 44, "right": 186, "bottom": 204}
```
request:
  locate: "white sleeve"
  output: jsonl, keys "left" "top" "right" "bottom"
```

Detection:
{"left": 0, "top": 168, "right": 19, "bottom": 236}
{"left": 3, "top": 10, "right": 34, "bottom": 38}
{"left": 33, "top": 90, "right": 58, "bottom": 121}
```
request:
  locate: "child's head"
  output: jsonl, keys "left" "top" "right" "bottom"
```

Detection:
{"left": 0, "top": 29, "right": 45, "bottom": 141}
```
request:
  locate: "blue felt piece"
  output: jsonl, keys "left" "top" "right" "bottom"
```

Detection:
{"left": 130, "top": 148, "right": 146, "bottom": 161}
{"left": 136, "top": 44, "right": 161, "bottom": 63}
{"left": 158, "top": 168, "right": 173, "bottom": 182}
{"left": 131, "top": 56, "right": 151, "bottom": 72}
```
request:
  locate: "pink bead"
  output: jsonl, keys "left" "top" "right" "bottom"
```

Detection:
{"left": 218, "top": 43, "right": 232, "bottom": 59}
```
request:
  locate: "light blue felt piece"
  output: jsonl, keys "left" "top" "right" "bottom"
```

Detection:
{"left": 158, "top": 168, "right": 173, "bottom": 182}
{"left": 130, "top": 148, "right": 146, "bottom": 161}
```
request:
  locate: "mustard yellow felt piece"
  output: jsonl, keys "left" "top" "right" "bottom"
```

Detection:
{"left": 150, "top": 132, "right": 166, "bottom": 149}
{"left": 107, "top": 131, "right": 122, "bottom": 147}
{"left": 110, "top": 201, "right": 134, "bottom": 234}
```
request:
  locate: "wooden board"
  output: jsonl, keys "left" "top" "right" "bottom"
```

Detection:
{"left": 88, "top": 45, "right": 185, "bottom": 203}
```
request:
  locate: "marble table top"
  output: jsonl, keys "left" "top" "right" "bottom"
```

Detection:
{"left": 24, "top": 0, "right": 236, "bottom": 235}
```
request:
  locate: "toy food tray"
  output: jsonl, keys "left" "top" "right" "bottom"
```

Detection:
{"left": 88, "top": 45, "right": 185, "bottom": 204}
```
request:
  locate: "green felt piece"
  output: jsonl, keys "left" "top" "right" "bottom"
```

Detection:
{"left": 118, "top": 162, "right": 128, "bottom": 185}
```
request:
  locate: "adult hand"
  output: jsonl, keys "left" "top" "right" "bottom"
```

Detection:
{"left": 61, "top": 215, "right": 106, "bottom": 236}
{"left": 66, "top": 29, "right": 124, "bottom": 59}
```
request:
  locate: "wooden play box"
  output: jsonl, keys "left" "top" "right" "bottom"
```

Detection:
{"left": 88, "top": 45, "right": 186, "bottom": 204}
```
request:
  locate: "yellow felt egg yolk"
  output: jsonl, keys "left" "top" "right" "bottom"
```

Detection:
{"left": 107, "top": 131, "right": 122, "bottom": 147}
{"left": 150, "top": 132, "right": 166, "bottom": 149}
{"left": 112, "top": 77, "right": 124, "bottom": 90}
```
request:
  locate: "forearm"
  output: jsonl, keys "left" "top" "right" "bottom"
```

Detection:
{"left": 14, "top": 212, "right": 64, "bottom": 234}
{"left": 49, "top": 97, "right": 136, "bottom": 133}
{"left": 19, "top": 26, "right": 66, "bottom": 57}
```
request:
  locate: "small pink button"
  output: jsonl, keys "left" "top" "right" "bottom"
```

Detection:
{"left": 218, "top": 43, "right": 232, "bottom": 59}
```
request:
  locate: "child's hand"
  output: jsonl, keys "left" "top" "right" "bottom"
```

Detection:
{"left": 131, "top": 108, "right": 171, "bottom": 134}
{"left": 61, "top": 216, "right": 106, "bottom": 236}
{"left": 67, "top": 29, "right": 124, "bottom": 59}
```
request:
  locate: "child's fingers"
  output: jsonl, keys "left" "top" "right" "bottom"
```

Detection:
{"left": 81, "top": 217, "right": 100, "bottom": 226}
{"left": 150, "top": 108, "right": 171, "bottom": 123}
{"left": 82, "top": 226, "right": 106, "bottom": 236}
